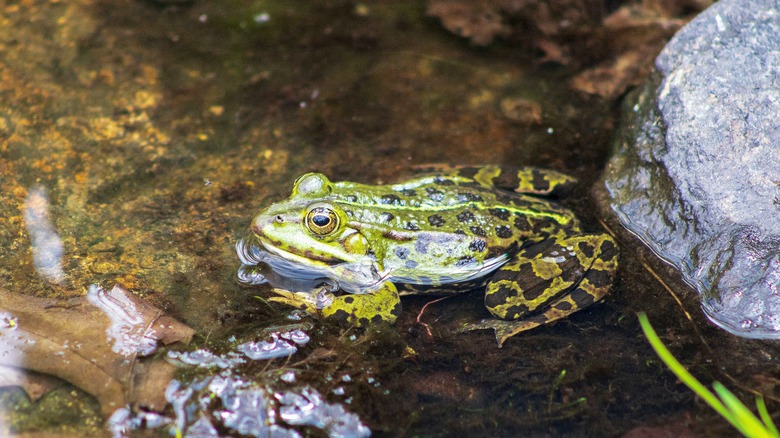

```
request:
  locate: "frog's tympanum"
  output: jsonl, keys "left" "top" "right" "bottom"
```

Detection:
{"left": 244, "top": 166, "right": 618, "bottom": 346}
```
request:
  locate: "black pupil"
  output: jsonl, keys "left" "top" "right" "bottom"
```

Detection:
{"left": 312, "top": 214, "right": 330, "bottom": 227}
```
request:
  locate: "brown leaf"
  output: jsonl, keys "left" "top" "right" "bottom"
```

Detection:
{"left": 0, "top": 285, "right": 194, "bottom": 418}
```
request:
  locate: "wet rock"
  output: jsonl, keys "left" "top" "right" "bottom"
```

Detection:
{"left": 603, "top": 1, "right": 780, "bottom": 337}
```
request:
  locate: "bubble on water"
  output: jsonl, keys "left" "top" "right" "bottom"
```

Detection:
{"left": 237, "top": 334, "right": 298, "bottom": 360}
{"left": 118, "top": 371, "right": 369, "bottom": 437}
{"left": 280, "top": 329, "right": 310, "bottom": 345}
{"left": 168, "top": 349, "right": 243, "bottom": 369}
{"left": 278, "top": 387, "right": 371, "bottom": 438}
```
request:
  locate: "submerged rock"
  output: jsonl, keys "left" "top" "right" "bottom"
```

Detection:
{"left": 604, "top": 1, "right": 780, "bottom": 337}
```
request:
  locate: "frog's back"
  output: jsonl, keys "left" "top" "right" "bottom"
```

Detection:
{"left": 324, "top": 172, "right": 580, "bottom": 287}
{"left": 330, "top": 173, "right": 579, "bottom": 239}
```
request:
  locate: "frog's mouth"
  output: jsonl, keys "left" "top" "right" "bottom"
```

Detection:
{"left": 259, "top": 239, "right": 335, "bottom": 268}
{"left": 237, "top": 236, "right": 386, "bottom": 293}
{"left": 237, "top": 236, "right": 335, "bottom": 280}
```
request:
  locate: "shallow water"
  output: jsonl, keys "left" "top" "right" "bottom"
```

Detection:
{"left": 0, "top": 0, "right": 776, "bottom": 436}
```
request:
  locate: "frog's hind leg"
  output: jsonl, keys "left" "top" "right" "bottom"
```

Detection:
{"left": 473, "top": 234, "right": 618, "bottom": 347}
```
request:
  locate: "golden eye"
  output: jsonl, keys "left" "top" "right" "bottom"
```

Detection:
{"left": 306, "top": 206, "right": 339, "bottom": 235}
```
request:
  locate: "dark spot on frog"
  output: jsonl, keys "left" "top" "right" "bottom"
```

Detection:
{"left": 394, "top": 246, "right": 410, "bottom": 260}
{"left": 470, "top": 226, "right": 486, "bottom": 236}
{"left": 570, "top": 287, "right": 595, "bottom": 307}
{"left": 428, "top": 214, "right": 446, "bottom": 227}
{"left": 503, "top": 304, "right": 530, "bottom": 320}
{"left": 531, "top": 169, "right": 551, "bottom": 192}
{"left": 518, "top": 238, "right": 557, "bottom": 258}
{"left": 514, "top": 216, "right": 532, "bottom": 231}
{"left": 405, "top": 221, "right": 420, "bottom": 231}
{"left": 433, "top": 176, "right": 455, "bottom": 186}
{"left": 495, "top": 225, "right": 513, "bottom": 238}
{"left": 456, "top": 192, "right": 483, "bottom": 203}
{"left": 391, "top": 302, "right": 403, "bottom": 317}
{"left": 380, "top": 194, "right": 402, "bottom": 205}
{"left": 560, "top": 264, "right": 585, "bottom": 284}
{"left": 371, "top": 314, "right": 385, "bottom": 324}
{"left": 577, "top": 241, "right": 595, "bottom": 258}
{"left": 343, "top": 296, "right": 355, "bottom": 304}
{"left": 493, "top": 192, "right": 520, "bottom": 207}
{"left": 457, "top": 210, "right": 475, "bottom": 222}
{"left": 399, "top": 189, "right": 417, "bottom": 197}
{"left": 331, "top": 309, "right": 350, "bottom": 322}
{"left": 520, "top": 275, "right": 555, "bottom": 302}
{"left": 379, "top": 212, "right": 394, "bottom": 222}
{"left": 531, "top": 218, "right": 556, "bottom": 235}
{"left": 586, "top": 269, "right": 613, "bottom": 288}
{"left": 484, "top": 284, "right": 517, "bottom": 307}
{"left": 491, "top": 170, "right": 519, "bottom": 192}
{"left": 456, "top": 256, "right": 475, "bottom": 267}
{"left": 457, "top": 167, "right": 479, "bottom": 179}
{"left": 359, "top": 317, "right": 370, "bottom": 326}
{"left": 554, "top": 301, "right": 573, "bottom": 311}
{"left": 405, "top": 260, "right": 418, "bottom": 269}
{"left": 425, "top": 187, "right": 445, "bottom": 202}
{"left": 599, "top": 239, "right": 619, "bottom": 262}
{"left": 469, "top": 239, "right": 487, "bottom": 252}
{"left": 489, "top": 208, "right": 511, "bottom": 221}
{"left": 454, "top": 229, "right": 466, "bottom": 235}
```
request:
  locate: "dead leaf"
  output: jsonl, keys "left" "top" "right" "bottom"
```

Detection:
{"left": 0, "top": 285, "right": 194, "bottom": 418}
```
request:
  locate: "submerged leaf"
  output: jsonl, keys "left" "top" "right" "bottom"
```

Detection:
{"left": 0, "top": 285, "right": 194, "bottom": 417}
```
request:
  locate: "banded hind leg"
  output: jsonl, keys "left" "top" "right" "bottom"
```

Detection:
{"left": 473, "top": 233, "right": 618, "bottom": 346}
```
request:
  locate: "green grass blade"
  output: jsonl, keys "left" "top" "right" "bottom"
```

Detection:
{"left": 638, "top": 313, "right": 735, "bottom": 422}
{"left": 714, "top": 382, "right": 773, "bottom": 438}
{"left": 757, "top": 397, "right": 779, "bottom": 437}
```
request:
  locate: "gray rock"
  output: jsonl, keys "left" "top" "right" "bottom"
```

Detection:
{"left": 604, "top": 0, "right": 780, "bottom": 337}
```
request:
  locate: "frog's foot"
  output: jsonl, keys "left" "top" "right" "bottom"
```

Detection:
{"left": 320, "top": 282, "right": 402, "bottom": 326}
{"left": 464, "top": 315, "right": 549, "bottom": 347}
{"left": 269, "top": 283, "right": 402, "bottom": 327}
{"left": 268, "top": 288, "right": 321, "bottom": 315}
{"left": 477, "top": 234, "right": 618, "bottom": 346}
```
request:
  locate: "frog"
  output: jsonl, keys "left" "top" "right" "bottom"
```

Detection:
{"left": 244, "top": 165, "right": 618, "bottom": 346}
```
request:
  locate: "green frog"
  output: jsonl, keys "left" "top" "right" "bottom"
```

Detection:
{"left": 245, "top": 165, "right": 618, "bottom": 346}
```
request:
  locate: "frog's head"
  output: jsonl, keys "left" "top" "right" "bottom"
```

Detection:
{"left": 251, "top": 173, "right": 370, "bottom": 267}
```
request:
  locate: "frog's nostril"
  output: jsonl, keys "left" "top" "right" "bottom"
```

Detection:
{"left": 275, "top": 215, "right": 284, "bottom": 223}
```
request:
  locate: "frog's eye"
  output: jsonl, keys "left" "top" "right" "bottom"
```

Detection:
{"left": 306, "top": 206, "right": 339, "bottom": 235}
